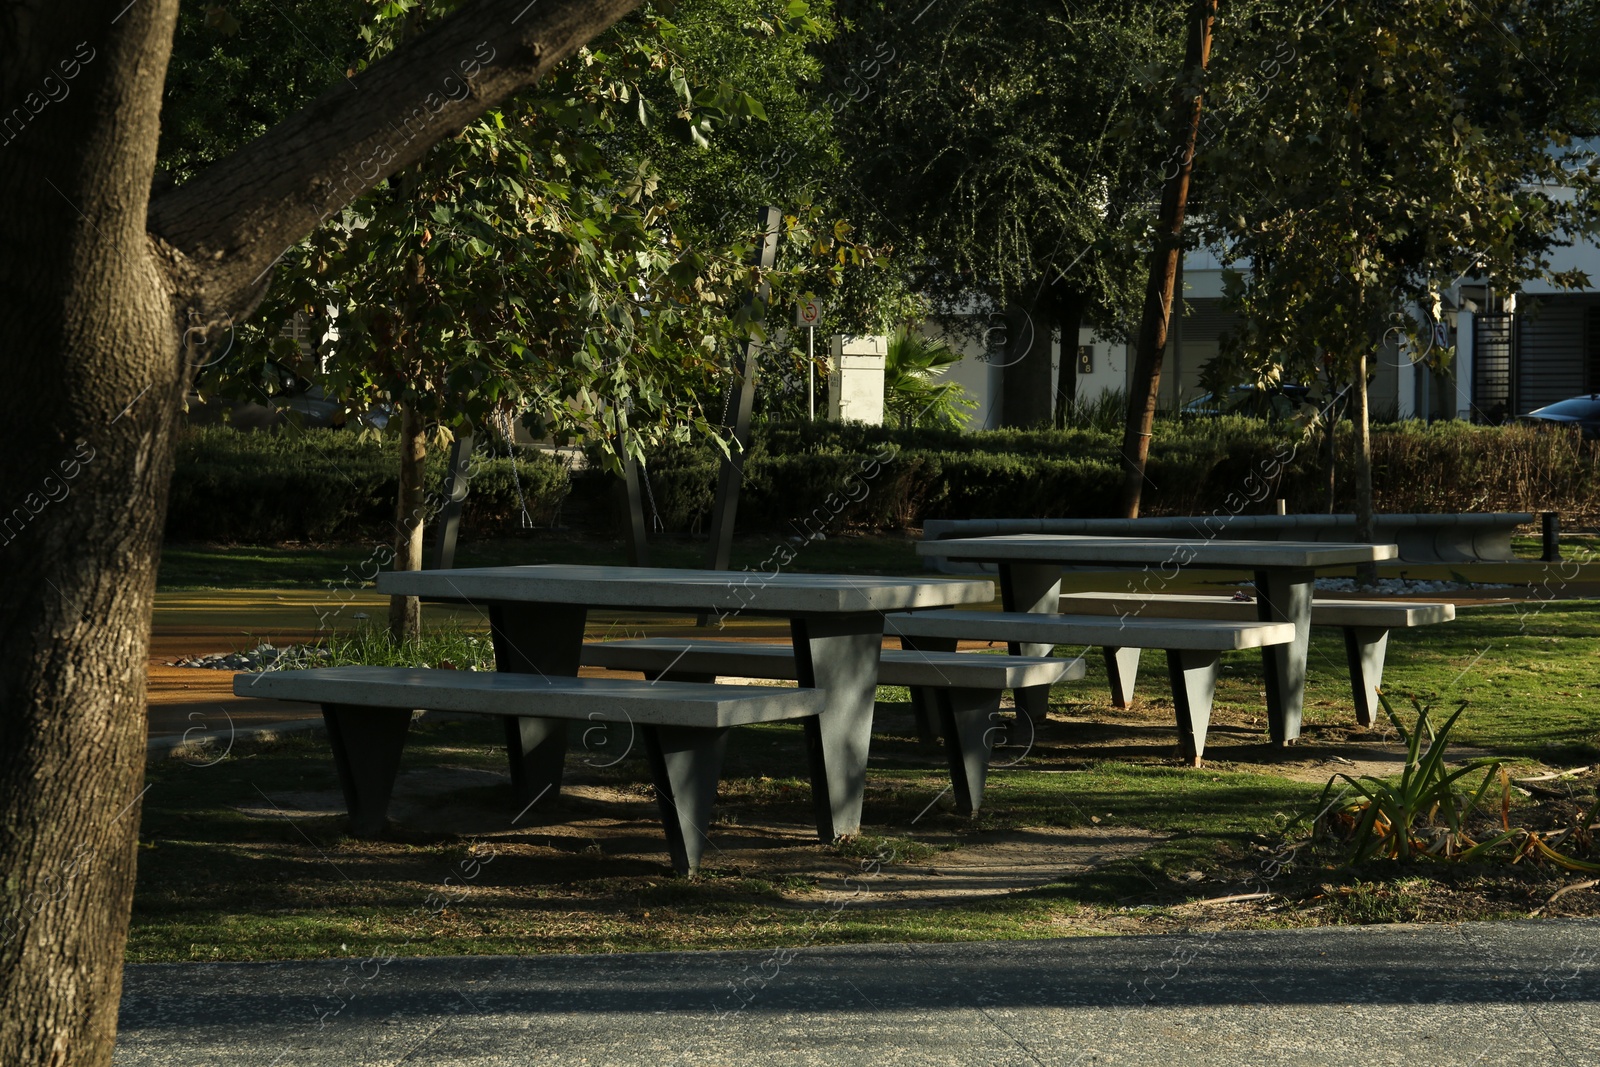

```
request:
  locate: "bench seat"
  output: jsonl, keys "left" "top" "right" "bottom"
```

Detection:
{"left": 884, "top": 611, "right": 1296, "bottom": 764}
{"left": 233, "top": 666, "right": 824, "bottom": 875}
{"left": 1056, "top": 592, "right": 1456, "bottom": 724}
{"left": 581, "top": 638, "right": 1086, "bottom": 813}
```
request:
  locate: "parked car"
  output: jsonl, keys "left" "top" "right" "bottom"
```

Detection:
{"left": 1181, "top": 383, "right": 1317, "bottom": 422}
{"left": 1519, "top": 395, "right": 1600, "bottom": 439}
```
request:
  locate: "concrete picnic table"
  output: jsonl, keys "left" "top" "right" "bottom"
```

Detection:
{"left": 376, "top": 564, "right": 994, "bottom": 841}
{"left": 915, "top": 535, "right": 1398, "bottom": 745}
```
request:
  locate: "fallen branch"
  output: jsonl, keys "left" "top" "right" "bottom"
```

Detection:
{"left": 1533, "top": 878, "right": 1599, "bottom": 916}
{"left": 1516, "top": 767, "right": 1591, "bottom": 784}
{"left": 1517, "top": 781, "right": 1575, "bottom": 800}
{"left": 1190, "top": 892, "right": 1273, "bottom": 907}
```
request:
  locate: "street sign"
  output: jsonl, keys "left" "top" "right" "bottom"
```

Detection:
{"left": 795, "top": 297, "right": 823, "bottom": 328}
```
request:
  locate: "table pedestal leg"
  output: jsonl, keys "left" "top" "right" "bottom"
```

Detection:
{"left": 1000, "top": 563, "right": 1064, "bottom": 725}
{"left": 792, "top": 613, "right": 884, "bottom": 842}
{"left": 489, "top": 602, "right": 587, "bottom": 804}
{"left": 1255, "top": 567, "right": 1314, "bottom": 745}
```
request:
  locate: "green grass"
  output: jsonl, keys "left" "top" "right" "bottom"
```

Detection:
{"left": 129, "top": 714, "right": 1327, "bottom": 962}
{"left": 135, "top": 537, "right": 1600, "bottom": 961}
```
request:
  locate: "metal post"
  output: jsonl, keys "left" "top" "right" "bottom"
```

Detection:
{"left": 704, "top": 206, "right": 782, "bottom": 577}
{"left": 1542, "top": 511, "right": 1561, "bottom": 563}
{"left": 807, "top": 325, "right": 815, "bottom": 421}
{"left": 430, "top": 432, "right": 474, "bottom": 570}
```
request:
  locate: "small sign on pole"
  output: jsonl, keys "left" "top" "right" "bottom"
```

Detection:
{"left": 796, "top": 298, "right": 823, "bottom": 420}
{"left": 795, "top": 297, "right": 823, "bottom": 328}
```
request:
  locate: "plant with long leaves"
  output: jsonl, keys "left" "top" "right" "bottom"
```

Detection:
{"left": 1317, "top": 693, "right": 1502, "bottom": 863}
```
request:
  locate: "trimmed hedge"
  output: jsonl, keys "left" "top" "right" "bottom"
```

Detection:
{"left": 168, "top": 428, "right": 571, "bottom": 542}
{"left": 167, "top": 418, "right": 1600, "bottom": 543}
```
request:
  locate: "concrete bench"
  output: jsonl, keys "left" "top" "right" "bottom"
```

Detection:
{"left": 580, "top": 638, "right": 1084, "bottom": 814}
{"left": 921, "top": 513, "right": 1530, "bottom": 568}
{"left": 1057, "top": 592, "right": 1455, "bottom": 725}
{"left": 232, "top": 666, "right": 825, "bottom": 875}
{"left": 884, "top": 612, "right": 1296, "bottom": 763}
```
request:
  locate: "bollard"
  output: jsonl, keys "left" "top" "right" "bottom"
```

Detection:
{"left": 1542, "top": 511, "right": 1561, "bottom": 562}
{"left": 1274, "top": 499, "right": 1287, "bottom": 516}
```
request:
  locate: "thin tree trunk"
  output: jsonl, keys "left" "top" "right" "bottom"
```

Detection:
{"left": 1116, "top": 0, "right": 1216, "bottom": 518}
{"left": 1000, "top": 292, "right": 1053, "bottom": 428}
{"left": 1054, "top": 288, "right": 1091, "bottom": 427}
{"left": 1325, "top": 413, "right": 1338, "bottom": 513}
{"left": 1352, "top": 349, "right": 1378, "bottom": 587}
{"left": 389, "top": 401, "right": 428, "bottom": 641}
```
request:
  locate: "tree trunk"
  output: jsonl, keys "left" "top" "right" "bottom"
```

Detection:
{"left": 1325, "top": 410, "right": 1338, "bottom": 513}
{"left": 389, "top": 402, "right": 427, "bottom": 641}
{"left": 1352, "top": 350, "right": 1378, "bottom": 587}
{"left": 1116, "top": 0, "right": 1216, "bottom": 518}
{"left": 0, "top": 5, "right": 185, "bottom": 1063}
{"left": 1000, "top": 295, "right": 1053, "bottom": 428}
{"left": 0, "top": 2, "right": 640, "bottom": 1061}
{"left": 1053, "top": 288, "right": 1090, "bottom": 426}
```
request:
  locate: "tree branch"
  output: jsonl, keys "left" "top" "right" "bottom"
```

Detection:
{"left": 147, "top": 0, "right": 641, "bottom": 317}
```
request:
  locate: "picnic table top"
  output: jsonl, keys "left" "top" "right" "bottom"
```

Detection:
{"left": 376, "top": 564, "right": 995, "bottom": 615}
{"left": 916, "top": 533, "right": 1399, "bottom": 569}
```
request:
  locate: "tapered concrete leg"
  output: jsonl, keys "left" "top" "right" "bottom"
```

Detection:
{"left": 899, "top": 635, "right": 957, "bottom": 748}
{"left": 938, "top": 687, "right": 1004, "bottom": 815}
{"left": 489, "top": 602, "right": 587, "bottom": 804}
{"left": 1255, "top": 567, "right": 1314, "bottom": 745}
{"left": 794, "top": 613, "right": 884, "bottom": 841}
{"left": 503, "top": 716, "right": 571, "bottom": 805}
{"left": 1104, "top": 646, "right": 1143, "bottom": 708}
{"left": 1000, "top": 563, "right": 1063, "bottom": 724}
{"left": 1343, "top": 625, "right": 1390, "bottom": 727}
{"left": 641, "top": 724, "right": 729, "bottom": 876}
{"left": 322, "top": 704, "right": 413, "bottom": 836}
{"left": 1165, "top": 649, "right": 1221, "bottom": 766}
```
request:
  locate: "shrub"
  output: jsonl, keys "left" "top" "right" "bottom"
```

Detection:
{"left": 168, "top": 417, "right": 1600, "bottom": 542}
{"left": 168, "top": 427, "right": 571, "bottom": 542}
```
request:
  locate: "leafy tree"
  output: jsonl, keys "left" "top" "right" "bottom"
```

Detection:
{"left": 1198, "top": 0, "right": 1600, "bottom": 565}
{"left": 214, "top": 0, "right": 879, "bottom": 636}
{"left": 826, "top": 0, "right": 1182, "bottom": 427}
{"left": 0, "top": 2, "right": 645, "bottom": 1059}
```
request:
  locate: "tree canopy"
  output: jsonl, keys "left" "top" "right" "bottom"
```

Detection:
{"left": 825, "top": 0, "right": 1183, "bottom": 425}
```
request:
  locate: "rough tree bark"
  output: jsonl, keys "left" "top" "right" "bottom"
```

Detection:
{"left": 1116, "top": 0, "right": 1215, "bottom": 518}
{"left": 0, "top": 1, "right": 641, "bottom": 1062}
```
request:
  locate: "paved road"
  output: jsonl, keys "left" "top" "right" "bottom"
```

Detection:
{"left": 116, "top": 919, "right": 1600, "bottom": 1066}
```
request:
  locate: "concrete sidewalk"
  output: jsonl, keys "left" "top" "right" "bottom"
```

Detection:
{"left": 116, "top": 919, "right": 1600, "bottom": 1066}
